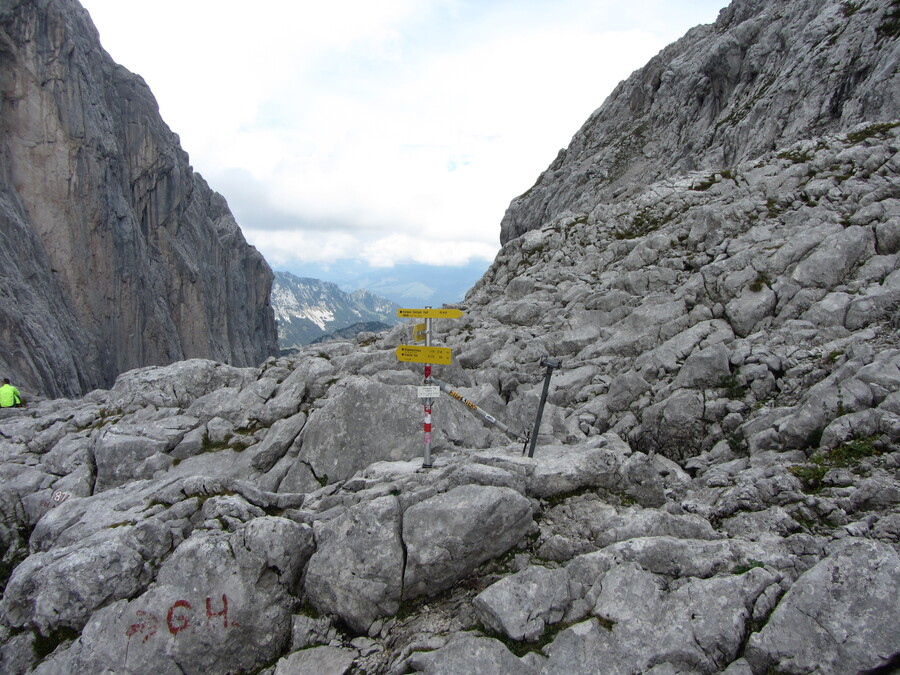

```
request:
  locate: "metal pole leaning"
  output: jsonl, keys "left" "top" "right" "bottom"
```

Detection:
{"left": 527, "top": 356, "right": 562, "bottom": 458}
{"left": 431, "top": 378, "right": 529, "bottom": 445}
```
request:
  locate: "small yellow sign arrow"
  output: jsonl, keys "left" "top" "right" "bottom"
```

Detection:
{"left": 398, "top": 308, "right": 464, "bottom": 319}
{"left": 395, "top": 345, "right": 453, "bottom": 365}
{"left": 413, "top": 323, "right": 427, "bottom": 343}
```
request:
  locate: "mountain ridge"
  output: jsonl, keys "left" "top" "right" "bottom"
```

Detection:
{"left": 272, "top": 270, "right": 399, "bottom": 347}
{"left": 500, "top": 0, "right": 900, "bottom": 243}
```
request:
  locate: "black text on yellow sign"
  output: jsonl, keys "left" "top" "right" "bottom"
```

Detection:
{"left": 395, "top": 345, "right": 453, "bottom": 365}
{"left": 397, "top": 308, "right": 464, "bottom": 319}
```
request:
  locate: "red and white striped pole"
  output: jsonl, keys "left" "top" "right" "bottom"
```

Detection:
{"left": 423, "top": 310, "right": 434, "bottom": 468}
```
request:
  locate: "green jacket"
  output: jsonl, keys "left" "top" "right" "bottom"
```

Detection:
{"left": 0, "top": 383, "right": 22, "bottom": 407}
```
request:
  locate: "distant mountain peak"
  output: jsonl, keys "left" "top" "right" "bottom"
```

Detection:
{"left": 272, "top": 271, "right": 399, "bottom": 347}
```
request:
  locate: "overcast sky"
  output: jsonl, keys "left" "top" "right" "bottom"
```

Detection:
{"left": 80, "top": 0, "right": 726, "bottom": 271}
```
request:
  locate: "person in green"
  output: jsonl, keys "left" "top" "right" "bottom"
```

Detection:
{"left": 0, "top": 378, "right": 24, "bottom": 407}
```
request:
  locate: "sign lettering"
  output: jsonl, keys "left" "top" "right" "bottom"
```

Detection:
{"left": 398, "top": 308, "right": 464, "bottom": 319}
{"left": 395, "top": 345, "right": 452, "bottom": 365}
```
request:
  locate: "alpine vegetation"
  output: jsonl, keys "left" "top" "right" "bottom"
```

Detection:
{"left": 1, "top": 0, "right": 900, "bottom": 673}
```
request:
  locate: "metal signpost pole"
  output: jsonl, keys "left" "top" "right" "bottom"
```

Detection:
{"left": 527, "top": 356, "right": 562, "bottom": 458}
{"left": 396, "top": 306, "right": 461, "bottom": 469}
{"left": 423, "top": 309, "right": 433, "bottom": 468}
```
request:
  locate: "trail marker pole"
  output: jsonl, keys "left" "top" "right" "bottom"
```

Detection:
{"left": 423, "top": 310, "right": 434, "bottom": 468}
{"left": 396, "top": 306, "right": 461, "bottom": 469}
{"left": 527, "top": 356, "right": 562, "bottom": 458}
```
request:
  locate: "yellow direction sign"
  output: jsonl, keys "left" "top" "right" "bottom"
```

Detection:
{"left": 395, "top": 345, "right": 452, "bottom": 365}
{"left": 413, "top": 322, "right": 427, "bottom": 343}
{"left": 398, "top": 308, "right": 464, "bottom": 319}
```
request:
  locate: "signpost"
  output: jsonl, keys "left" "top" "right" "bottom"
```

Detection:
{"left": 413, "top": 323, "right": 427, "bottom": 343}
{"left": 394, "top": 305, "right": 559, "bottom": 462}
{"left": 398, "top": 308, "right": 464, "bottom": 319}
{"left": 395, "top": 345, "right": 452, "bottom": 365}
{"left": 396, "top": 307, "right": 461, "bottom": 468}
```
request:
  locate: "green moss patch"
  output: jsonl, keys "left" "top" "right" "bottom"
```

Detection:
{"left": 788, "top": 437, "right": 883, "bottom": 493}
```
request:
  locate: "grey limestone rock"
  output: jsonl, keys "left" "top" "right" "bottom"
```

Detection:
{"left": 725, "top": 285, "right": 777, "bottom": 338}
{"left": 790, "top": 226, "right": 876, "bottom": 289}
{"left": 106, "top": 360, "right": 257, "bottom": 412}
{"left": 304, "top": 495, "right": 404, "bottom": 634}
{"left": 673, "top": 343, "right": 732, "bottom": 389}
{"left": 300, "top": 376, "right": 498, "bottom": 485}
{"left": 593, "top": 507, "right": 721, "bottom": 548}
{"left": 473, "top": 565, "right": 571, "bottom": 641}
{"left": 402, "top": 484, "right": 534, "bottom": 599}
{"left": 54, "top": 524, "right": 297, "bottom": 675}
{"left": 248, "top": 411, "right": 307, "bottom": 473}
{"left": 639, "top": 389, "right": 707, "bottom": 460}
{"left": 499, "top": 0, "right": 899, "bottom": 244}
{"left": 745, "top": 539, "right": 900, "bottom": 674}
{"left": 1, "top": 532, "right": 153, "bottom": 634}
{"left": 606, "top": 370, "right": 651, "bottom": 413}
{"left": 541, "top": 562, "right": 778, "bottom": 674}
{"left": 274, "top": 645, "right": 357, "bottom": 674}
{"left": 406, "top": 632, "right": 537, "bottom": 675}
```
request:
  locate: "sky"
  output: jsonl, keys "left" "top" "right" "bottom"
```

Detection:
{"left": 79, "top": 0, "right": 727, "bottom": 277}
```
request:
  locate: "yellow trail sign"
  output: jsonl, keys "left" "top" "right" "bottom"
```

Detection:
{"left": 395, "top": 345, "right": 452, "bottom": 365}
{"left": 398, "top": 308, "right": 464, "bottom": 319}
{"left": 413, "top": 323, "right": 427, "bottom": 343}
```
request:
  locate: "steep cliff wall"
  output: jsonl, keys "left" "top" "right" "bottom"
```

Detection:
{"left": 0, "top": 0, "right": 277, "bottom": 397}
{"left": 501, "top": 0, "right": 900, "bottom": 244}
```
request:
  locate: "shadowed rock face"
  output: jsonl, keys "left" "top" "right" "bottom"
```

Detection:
{"left": 0, "top": 0, "right": 277, "bottom": 397}
{"left": 500, "top": 0, "right": 900, "bottom": 244}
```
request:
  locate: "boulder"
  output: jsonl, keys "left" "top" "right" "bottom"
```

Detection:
{"left": 304, "top": 496, "right": 404, "bottom": 634}
{"left": 248, "top": 411, "right": 307, "bottom": 472}
{"left": 1, "top": 532, "right": 153, "bottom": 634}
{"left": 673, "top": 343, "right": 732, "bottom": 389}
{"left": 791, "top": 226, "right": 875, "bottom": 289}
{"left": 474, "top": 565, "right": 571, "bottom": 641}
{"left": 639, "top": 389, "right": 707, "bottom": 460}
{"left": 725, "top": 285, "right": 777, "bottom": 338}
{"left": 745, "top": 539, "right": 900, "bottom": 674}
{"left": 541, "top": 565, "right": 778, "bottom": 674}
{"left": 403, "top": 485, "right": 534, "bottom": 599}
{"left": 274, "top": 645, "right": 357, "bottom": 674}
{"left": 299, "top": 377, "right": 495, "bottom": 484}
{"left": 52, "top": 524, "right": 297, "bottom": 675}
{"left": 406, "top": 633, "right": 536, "bottom": 675}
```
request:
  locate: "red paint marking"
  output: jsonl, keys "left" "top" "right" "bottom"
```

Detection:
{"left": 126, "top": 610, "right": 159, "bottom": 643}
{"left": 205, "top": 594, "right": 233, "bottom": 628}
{"left": 128, "top": 594, "right": 237, "bottom": 642}
{"left": 167, "top": 600, "right": 192, "bottom": 635}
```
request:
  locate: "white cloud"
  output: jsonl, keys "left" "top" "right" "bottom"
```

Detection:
{"left": 80, "top": 0, "right": 727, "bottom": 269}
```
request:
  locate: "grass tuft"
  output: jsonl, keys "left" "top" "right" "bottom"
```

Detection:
{"left": 788, "top": 437, "right": 883, "bottom": 493}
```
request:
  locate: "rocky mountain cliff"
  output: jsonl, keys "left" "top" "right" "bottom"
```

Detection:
{"left": 0, "top": 0, "right": 278, "bottom": 399}
{"left": 501, "top": 0, "right": 900, "bottom": 243}
{"left": 1, "top": 0, "right": 899, "bottom": 673}
{"left": 272, "top": 271, "right": 398, "bottom": 348}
